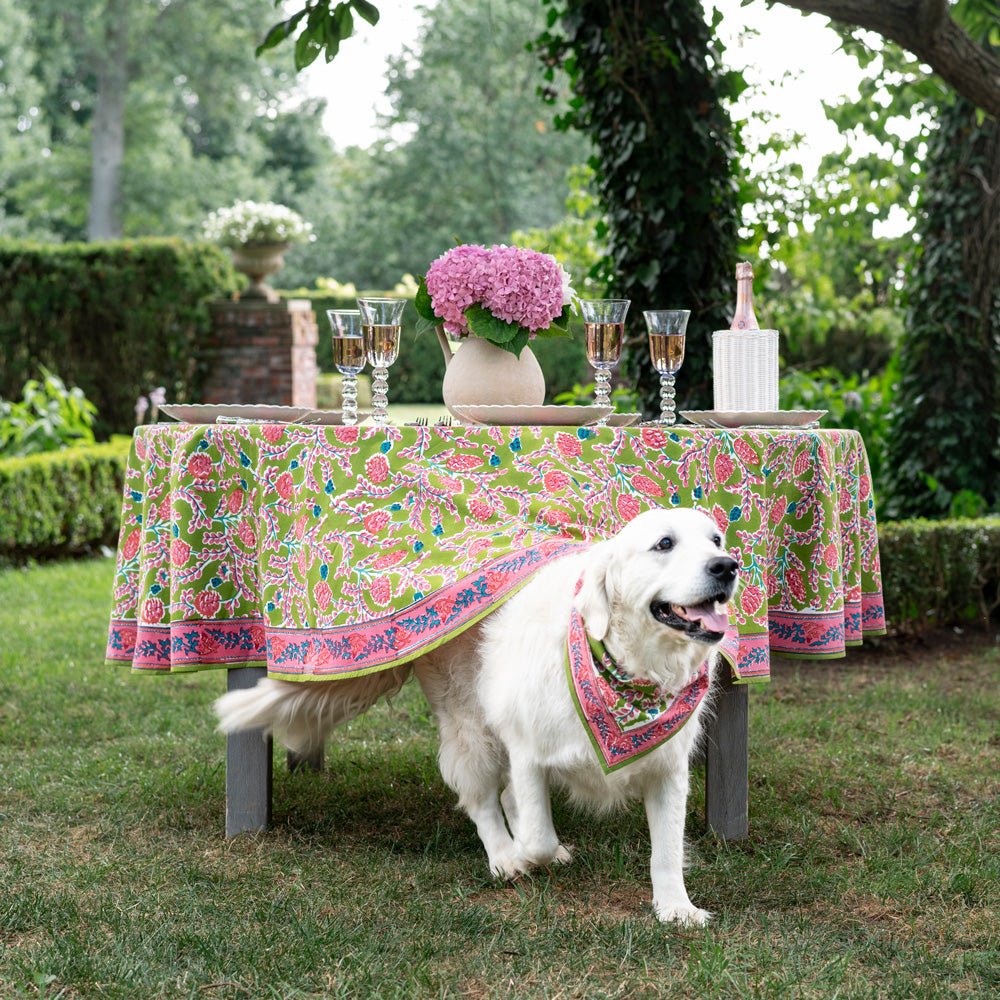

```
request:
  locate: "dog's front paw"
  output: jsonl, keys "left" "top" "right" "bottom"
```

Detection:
{"left": 552, "top": 844, "right": 573, "bottom": 866}
{"left": 653, "top": 901, "right": 712, "bottom": 926}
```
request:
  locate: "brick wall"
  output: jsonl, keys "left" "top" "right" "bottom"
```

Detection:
{"left": 202, "top": 299, "right": 318, "bottom": 407}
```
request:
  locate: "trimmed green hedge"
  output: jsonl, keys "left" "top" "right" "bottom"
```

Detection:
{"left": 879, "top": 518, "right": 1000, "bottom": 633}
{"left": 0, "top": 438, "right": 131, "bottom": 562}
{"left": 281, "top": 288, "right": 591, "bottom": 404}
{"left": 0, "top": 239, "right": 239, "bottom": 436}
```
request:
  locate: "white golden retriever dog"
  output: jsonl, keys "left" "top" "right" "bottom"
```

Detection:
{"left": 215, "top": 507, "right": 739, "bottom": 925}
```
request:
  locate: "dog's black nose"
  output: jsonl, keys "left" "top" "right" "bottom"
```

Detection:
{"left": 706, "top": 556, "right": 738, "bottom": 584}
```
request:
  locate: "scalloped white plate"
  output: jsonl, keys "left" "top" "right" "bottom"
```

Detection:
{"left": 607, "top": 412, "right": 642, "bottom": 427}
{"left": 680, "top": 409, "right": 827, "bottom": 429}
{"left": 300, "top": 409, "right": 373, "bottom": 425}
{"left": 160, "top": 403, "right": 315, "bottom": 424}
{"left": 449, "top": 404, "right": 614, "bottom": 427}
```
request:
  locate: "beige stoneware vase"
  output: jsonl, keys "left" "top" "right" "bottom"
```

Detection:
{"left": 436, "top": 328, "right": 546, "bottom": 414}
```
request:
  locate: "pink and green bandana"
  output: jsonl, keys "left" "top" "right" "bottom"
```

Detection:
{"left": 565, "top": 589, "right": 739, "bottom": 772}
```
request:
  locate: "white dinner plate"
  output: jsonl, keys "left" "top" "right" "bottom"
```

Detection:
{"left": 449, "top": 404, "right": 614, "bottom": 427}
{"left": 680, "top": 409, "right": 827, "bottom": 429}
{"left": 607, "top": 412, "right": 643, "bottom": 427}
{"left": 160, "top": 403, "right": 315, "bottom": 424}
{"left": 299, "top": 409, "right": 373, "bottom": 426}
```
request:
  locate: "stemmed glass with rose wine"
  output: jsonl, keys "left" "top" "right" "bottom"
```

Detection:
{"left": 326, "top": 309, "right": 366, "bottom": 427}
{"left": 643, "top": 309, "right": 690, "bottom": 426}
{"left": 357, "top": 297, "right": 406, "bottom": 426}
{"left": 580, "top": 298, "right": 630, "bottom": 415}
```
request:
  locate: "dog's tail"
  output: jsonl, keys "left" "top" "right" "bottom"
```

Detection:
{"left": 214, "top": 666, "right": 411, "bottom": 754}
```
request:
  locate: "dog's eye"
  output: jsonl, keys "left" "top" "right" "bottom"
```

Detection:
{"left": 653, "top": 536, "right": 673, "bottom": 552}
{"left": 712, "top": 534, "right": 722, "bottom": 547}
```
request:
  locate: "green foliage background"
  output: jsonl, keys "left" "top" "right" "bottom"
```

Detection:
{"left": 0, "top": 239, "right": 239, "bottom": 435}
{"left": 537, "top": 0, "right": 742, "bottom": 412}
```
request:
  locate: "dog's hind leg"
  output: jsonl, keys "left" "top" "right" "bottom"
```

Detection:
{"left": 504, "top": 749, "right": 571, "bottom": 871}
{"left": 414, "top": 654, "right": 520, "bottom": 878}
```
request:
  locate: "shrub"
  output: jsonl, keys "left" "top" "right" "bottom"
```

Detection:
{"left": 0, "top": 368, "right": 97, "bottom": 457}
{"left": 0, "top": 438, "right": 131, "bottom": 563}
{"left": 879, "top": 518, "right": 1000, "bottom": 633}
{"left": 780, "top": 364, "right": 896, "bottom": 506}
{"left": 0, "top": 239, "right": 239, "bottom": 436}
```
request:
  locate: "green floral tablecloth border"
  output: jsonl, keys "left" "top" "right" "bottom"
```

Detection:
{"left": 106, "top": 423, "right": 886, "bottom": 683}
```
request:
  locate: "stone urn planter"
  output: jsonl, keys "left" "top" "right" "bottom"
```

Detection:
{"left": 230, "top": 242, "right": 291, "bottom": 302}
{"left": 436, "top": 327, "right": 545, "bottom": 413}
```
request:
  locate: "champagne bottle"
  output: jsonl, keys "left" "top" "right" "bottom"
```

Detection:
{"left": 729, "top": 261, "right": 760, "bottom": 331}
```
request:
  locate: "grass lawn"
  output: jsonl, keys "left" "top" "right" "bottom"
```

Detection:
{"left": 1, "top": 557, "right": 998, "bottom": 999}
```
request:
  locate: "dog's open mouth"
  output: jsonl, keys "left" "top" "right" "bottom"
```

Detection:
{"left": 650, "top": 597, "right": 730, "bottom": 642}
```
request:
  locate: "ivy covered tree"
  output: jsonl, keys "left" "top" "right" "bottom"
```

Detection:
{"left": 535, "top": 0, "right": 744, "bottom": 410}
{"left": 882, "top": 95, "right": 1000, "bottom": 517}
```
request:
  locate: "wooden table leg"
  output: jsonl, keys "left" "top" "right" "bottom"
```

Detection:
{"left": 704, "top": 671, "right": 749, "bottom": 841}
{"left": 225, "top": 666, "right": 272, "bottom": 837}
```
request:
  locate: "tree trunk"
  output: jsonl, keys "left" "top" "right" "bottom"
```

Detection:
{"left": 776, "top": 0, "right": 1000, "bottom": 117}
{"left": 87, "top": 0, "right": 128, "bottom": 241}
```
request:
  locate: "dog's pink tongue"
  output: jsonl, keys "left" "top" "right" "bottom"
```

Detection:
{"left": 676, "top": 602, "right": 729, "bottom": 633}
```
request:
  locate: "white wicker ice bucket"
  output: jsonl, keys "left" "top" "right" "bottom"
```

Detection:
{"left": 712, "top": 329, "right": 779, "bottom": 412}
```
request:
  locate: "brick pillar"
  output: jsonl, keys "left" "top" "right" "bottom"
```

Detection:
{"left": 202, "top": 299, "right": 318, "bottom": 408}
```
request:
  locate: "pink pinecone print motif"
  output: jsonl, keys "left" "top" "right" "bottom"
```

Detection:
{"left": 740, "top": 584, "right": 763, "bottom": 617}
{"left": 556, "top": 433, "right": 582, "bottom": 458}
{"left": 792, "top": 448, "right": 811, "bottom": 478}
{"left": 369, "top": 576, "right": 392, "bottom": 607}
{"left": 170, "top": 539, "right": 191, "bottom": 566}
{"left": 616, "top": 494, "right": 642, "bottom": 523}
{"left": 364, "top": 510, "right": 391, "bottom": 534}
{"left": 713, "top": 452, "right": 735, "bottom": 483}
{"left": 733, "top": 438, "right": 757, "bottom": 464}
{"left": 188, "top": 452, "right": 213, "bottom": 481}
{"left": 468, "top": 499, "right": 495, "bottom": 522}
{"left": 446, "top": 454, "right": 481, "bottom": 472}
{"left": 194, "top": 590, "right": 221, "bottom": 617}
{"left": 275, "top": 471, "right": 295, "bottom": 500}
{"left": 365, "top": 454, "right": 390, "bottom": 484}
{"left": 543, "top": 469, "right": 571, "bottom": 494}
{"left": 631, "top": 473, "right": 663, "bottom": 497}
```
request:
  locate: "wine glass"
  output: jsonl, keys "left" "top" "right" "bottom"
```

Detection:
{"left": 357, "top": 297, "right": 406, "bottom": 426}
{"left": 326, "top": 309, "right": 366, "bottom": 427}
{"left": 580, "top": 298, "right": 630, "bottom": 414}
{"left": 643, "top": 309, "right": 690, "bottom": 425}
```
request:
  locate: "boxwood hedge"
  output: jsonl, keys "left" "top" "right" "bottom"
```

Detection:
{"left": 0, "top": 239, "right": 239, "bottom": 436}
{"left": 0, "top": 438, "right": 131, "bottom": 563}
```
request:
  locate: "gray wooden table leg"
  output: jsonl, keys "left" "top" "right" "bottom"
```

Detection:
{"left": 704, "top": 671, "right": 749, "bottom": 841}
{"left": 225, "top": 666, "right": 272, "bottom": 837}
{"left": 287, "top": 746, "right": 324, "bottom": 773}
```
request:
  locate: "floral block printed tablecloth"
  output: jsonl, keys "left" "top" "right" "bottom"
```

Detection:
{"left": 105, "top": 423, "right": 886, "bottom": 684}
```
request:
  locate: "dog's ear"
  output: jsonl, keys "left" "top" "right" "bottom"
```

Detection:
{"left": 575, "top": 541, "right": 616, "bottom": 642}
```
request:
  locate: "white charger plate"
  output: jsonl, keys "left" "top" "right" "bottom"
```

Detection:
{"left": 160, "top": 403, "right": 314, "bottom": 424}
{"left": 607, "top": 412, "right": 643, "bottom": 427}
{"left": 449, "top": 404, "right": 614, "bottom": 427}
{"left": 160, "top": 404, "right": 371, "bottom": 426}
{"left": 680, "top": 409, "right": 827, "bottom": 429}
{"left": 299, "top": 409, "right": 373, "bottom": 425}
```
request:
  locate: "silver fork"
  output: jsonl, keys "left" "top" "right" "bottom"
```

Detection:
{"left": 435, "top": 415, "right": 453, "bottom": 427}
{"left": 414, "top": 416, "right": 429, "bottom": 427}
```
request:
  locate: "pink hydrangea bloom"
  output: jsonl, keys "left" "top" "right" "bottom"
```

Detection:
{"left": 425, "top": 243, "right": 568, "bottom": 337}
{"left": 424, "top": 244, "right": 492, "bottom": 335}
{"left": 481, "top": 245, "right": 566, "bottom": 333}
